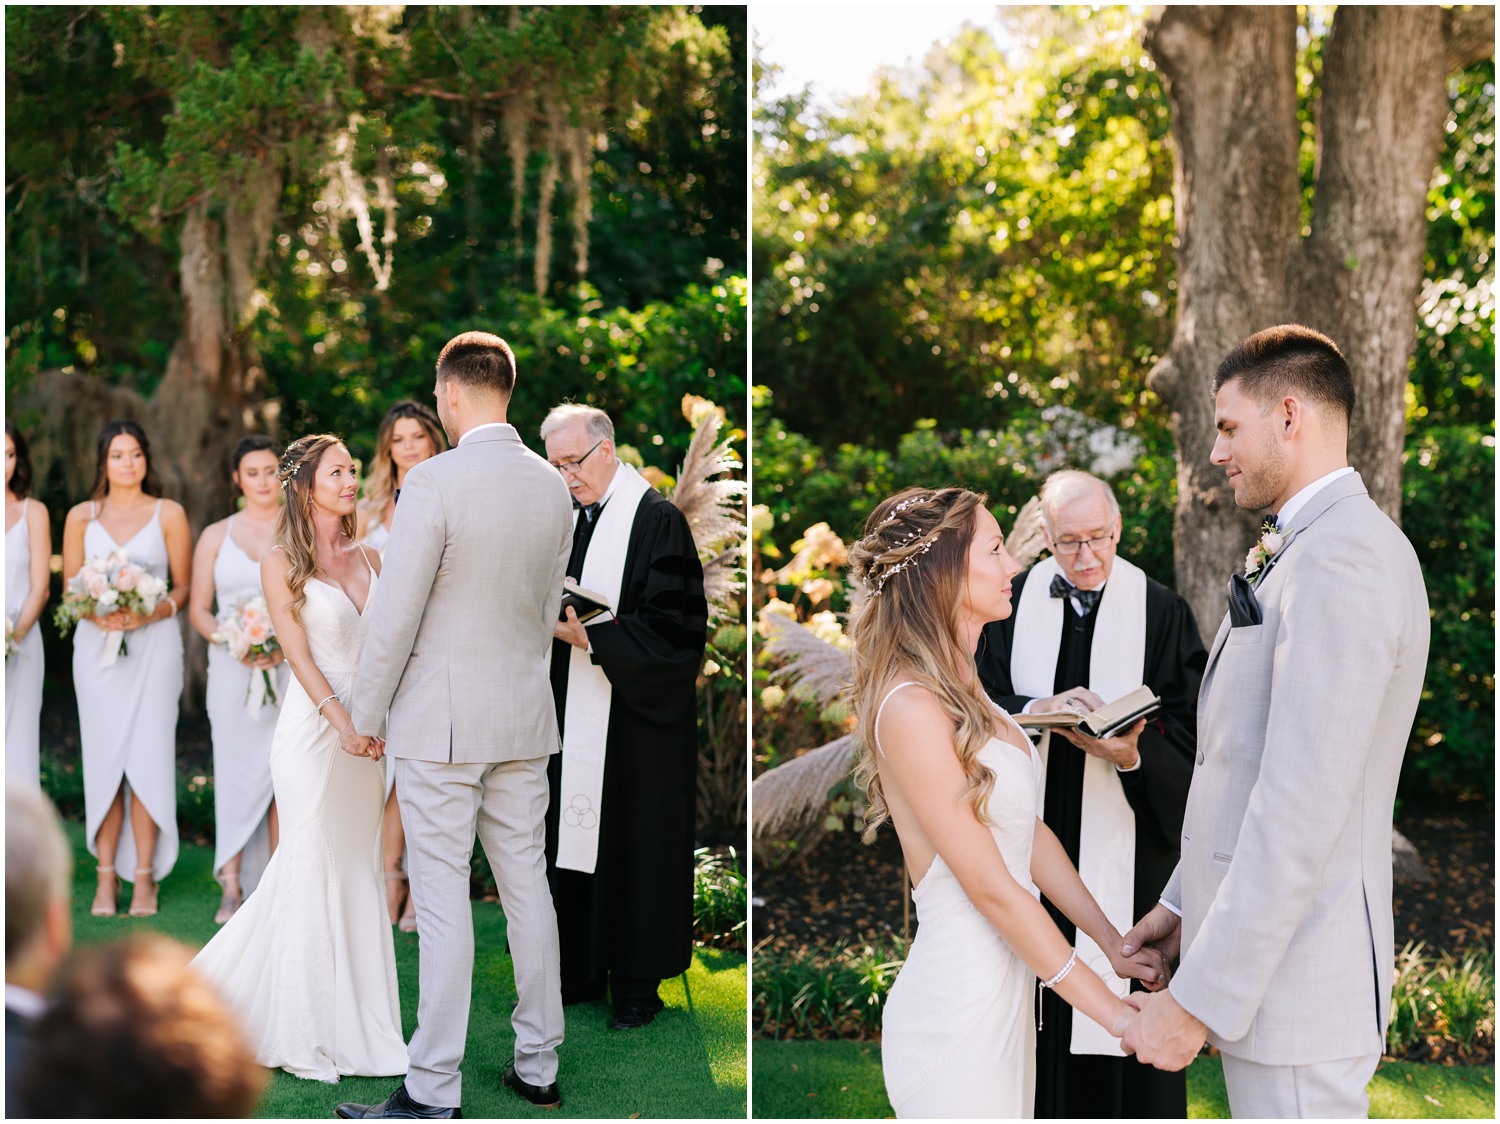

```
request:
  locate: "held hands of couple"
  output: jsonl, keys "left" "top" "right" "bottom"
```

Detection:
{"left": 1117, "top": 903, "right": 1205, "bottom": 1070}
{"left": 1119, "top": 990, "right": 1207, "bottom": 1070}
{"left": 337, "top": 726, "right": 386, "bottom": 761}
{"left": 1122, "top": 902, "right": 1182, "bottom": 985}
{"left": 1106, "top": 939, "right": 1169, "bottom": 991}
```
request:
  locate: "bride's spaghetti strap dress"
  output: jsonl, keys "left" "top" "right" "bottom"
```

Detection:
{"left": 876, "top": 681, "right": 1045, "bottom": 1118}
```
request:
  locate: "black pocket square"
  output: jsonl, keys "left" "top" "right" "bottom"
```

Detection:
{"left": 1228, "top": 573, "right": 1262, "bottom": 628}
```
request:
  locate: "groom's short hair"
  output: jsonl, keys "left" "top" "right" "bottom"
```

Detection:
{"left": 436, "top": 332, "right": 517, "bottom": 398}
{"left": 1213, "top": 324, "right": 1355, "bottom": 424}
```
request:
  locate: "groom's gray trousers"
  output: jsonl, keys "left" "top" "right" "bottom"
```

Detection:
{"left": 398, "top": 755, "right": 564, "bottom": 1105}
{"left": 1221, "top": 1052, "right": 1380, "bottom": 1118}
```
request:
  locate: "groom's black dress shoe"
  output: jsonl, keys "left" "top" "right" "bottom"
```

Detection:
{"left": 502, "top": 1062, "right": 562, "bottom": 1109}
{"left": 334, "top": 1083, "right": 461, "bottom": 1119}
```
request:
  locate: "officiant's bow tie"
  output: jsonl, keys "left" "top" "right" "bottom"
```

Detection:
{"left": 573, "top": 498, "right": 604, "bottom": 524}
{"left": 1050, "top": 573, "right": 1103, "bottom": 616}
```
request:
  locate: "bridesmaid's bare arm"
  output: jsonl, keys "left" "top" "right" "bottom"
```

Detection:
{"left": 60, "top": 502, "right": 101, "bottom": 624}
{"left": 155, "top": 500, "right": 192, "bottom": 621}
{"left": 15, "top": 499, "right": 51, "bottom": 638}
{"left": 189, "top": 519, "right": 228, "bottom": 643}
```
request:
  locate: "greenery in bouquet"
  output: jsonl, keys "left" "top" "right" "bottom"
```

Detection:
{"left": 53, "top": 551, "right": 169, "bottom": 661}
{"left": 5, "top": 616, "right": 16, "bottom": 662}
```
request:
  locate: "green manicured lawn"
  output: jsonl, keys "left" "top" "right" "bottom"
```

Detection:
{"left": 63, "top": 822, "right": 746, "bottom": 1118}
{"left": 751, "top": 1039, "right": 1495, "bottom": 1119}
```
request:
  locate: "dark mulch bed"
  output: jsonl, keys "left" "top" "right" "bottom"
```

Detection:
{"left": 752, "top": 792, "right": 1494, "bottom": 957}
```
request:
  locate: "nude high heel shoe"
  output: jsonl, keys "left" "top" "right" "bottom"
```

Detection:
{"left": 128, "top": 867, "right": 159, "bottom": 917}
{"left": 91, "top": 865, "right": 118, "bottom": 917}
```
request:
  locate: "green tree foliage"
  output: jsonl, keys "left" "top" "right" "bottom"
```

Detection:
{"left": 754, "top": 10, "right": 1175, "bottom": 452}
{"left": 754, "top": 11, "right": 1493, "bottom": 796}
{"left": 6, "top": 5, "right": 746, "bottom": 472}
{"left": 1401, "top": 60, "right": 1495, "bottom": 795}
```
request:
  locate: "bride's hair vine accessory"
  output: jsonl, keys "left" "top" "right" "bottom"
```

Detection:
{"left": 874, "top": 493, "right": 929, "bottom": 532}
{"left": 871, "top": 531, "right": 942, "bottom": 596}
{"left": 859, "top": 491, "right": 948, "bottom": 597}
{"left": 277, "top": 444, "right": 308, "bottom": 491}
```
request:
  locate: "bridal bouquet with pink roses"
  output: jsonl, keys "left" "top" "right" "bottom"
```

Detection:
{"left": 54, "top": 550, "right": 170, "bottom": 665}
{"left": 212, "top": 594, "right": 282, "bottom": 713}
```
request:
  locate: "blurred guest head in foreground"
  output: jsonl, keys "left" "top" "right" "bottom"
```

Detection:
{"left": 20, "top": 934, "right": 266, "bottom": 1118}
{"left": 6, "top": 783, "right": 73, "bottom": 1118}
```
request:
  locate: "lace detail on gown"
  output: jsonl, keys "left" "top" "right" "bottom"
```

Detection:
{"left": 192, "top": 563, "right": 407, "bottom": 1083}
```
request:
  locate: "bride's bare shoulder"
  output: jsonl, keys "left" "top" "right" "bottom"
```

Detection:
{"left": 260, "top": 544, "right": 291, "bottom": 579}
{"left": 873, "top": 679, "right": 948, "bottom": 745}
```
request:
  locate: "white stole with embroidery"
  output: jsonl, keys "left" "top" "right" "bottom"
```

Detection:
{"left": 1010, "top": 554, "right": 1146, "bottom": 1056}
{"left": 555, "top": 462, "right": 653, "bottom": 873}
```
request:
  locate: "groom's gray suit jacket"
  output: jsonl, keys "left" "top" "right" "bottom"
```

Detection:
{"left": 1164, "top": 471, "right": 1428, "bottom": 1066}
{"left": 352, "top": 425, "right": 573, "bottom": 759}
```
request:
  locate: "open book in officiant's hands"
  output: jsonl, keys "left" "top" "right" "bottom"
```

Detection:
{"left": 1014, "top": 684, "right": 1161, "bottom": 739}
{"left": 560, "top": 580, "right": 614, "bottom": 624}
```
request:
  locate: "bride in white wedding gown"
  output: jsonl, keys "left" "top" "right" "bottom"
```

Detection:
{"left": 193, "top": 435, "right": 407, "bottom": 1083}
{"left": 846, "top": 489, "right": 1164, "bottom": 1118}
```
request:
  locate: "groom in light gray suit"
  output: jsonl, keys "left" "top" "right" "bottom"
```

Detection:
{"left": 1120, "top": 326, "right": 1429, "bottom": 1117}
{"left": 337, "top": 332, "right": 575, "bottom": 1119}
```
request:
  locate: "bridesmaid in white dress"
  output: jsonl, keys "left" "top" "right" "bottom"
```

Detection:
{"left": 192, "top": 434, "right": 406, "bottom": 1083}
{"left": 846, "top": 488, "right": 1165, "bottom": 1118}
{"left": 189, "top": 435, "right": 290, "bottom": 924}
{"left": 61, "top": 419, "right": 192, "bottom": 918}
{"left": 355, "top": 400, "right": 446, "bottom": 932}
{"left": 5, "top": 419, "right": 51, "bottom": 787}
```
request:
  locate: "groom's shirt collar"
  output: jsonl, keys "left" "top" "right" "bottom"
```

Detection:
{"left": 1275, "top": 466, "right": 1354, "bottom": 529}
{"left": 457, "top": 421, "right": 516, "bottom": 446}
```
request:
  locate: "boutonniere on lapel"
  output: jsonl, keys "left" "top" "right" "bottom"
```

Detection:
{"left": 1244, "top": 519, "right": 1292, "bottom": 584}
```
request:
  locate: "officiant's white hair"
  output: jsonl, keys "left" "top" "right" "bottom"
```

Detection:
{"left": 539, "top": 403, "right": 614, "bottom": 443}
{"left": 1039, "top": 469, "right": 1119, "bottom": 533}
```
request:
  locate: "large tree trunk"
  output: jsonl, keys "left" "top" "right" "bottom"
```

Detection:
{"left": 1144, "top": 7, "right": 1302, "bottom": 630}
{"left": 1145, "top": 4, "right": 1494, "bottom": 633}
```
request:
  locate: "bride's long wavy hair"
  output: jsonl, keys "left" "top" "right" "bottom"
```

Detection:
{"left": 848, "top": 487, "right": 998, "bottom": 841}
{"left": 276, "top": 434, "right": 357, "bottom": 625}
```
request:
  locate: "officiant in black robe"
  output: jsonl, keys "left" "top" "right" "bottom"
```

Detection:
{"left": 540, "top": 405, "right": 707, "bottom": 1030}
{"left": 976, "top": 471, "right": 1206, "bottom": 1119}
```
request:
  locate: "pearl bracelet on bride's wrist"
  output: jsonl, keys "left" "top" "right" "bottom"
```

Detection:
{"left": 1036, "top": 948, "right": 1079, "bottom": 1031}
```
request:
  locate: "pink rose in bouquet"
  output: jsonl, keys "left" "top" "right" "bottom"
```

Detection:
{"left": 54, "top": 551, "right": 171, "bottom": 665}
{"left": 212, "top": 594, "right": 282, "bottom": 712}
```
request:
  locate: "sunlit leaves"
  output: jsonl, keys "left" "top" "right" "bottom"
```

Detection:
{"left": 754, "top": 9, "right": 1174, "bottom": 449}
